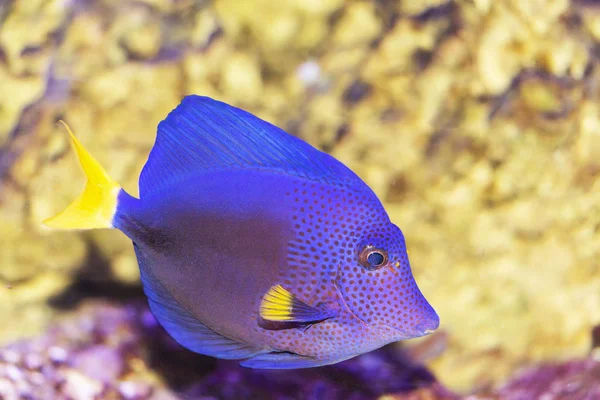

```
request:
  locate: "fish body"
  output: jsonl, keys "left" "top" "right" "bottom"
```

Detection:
{"left": 45, "top": 96, "right": 439, "bottom": 368}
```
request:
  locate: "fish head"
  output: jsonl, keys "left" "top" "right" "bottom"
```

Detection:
{"left": 336, "top": 222, "right": 439, "bottom": 339}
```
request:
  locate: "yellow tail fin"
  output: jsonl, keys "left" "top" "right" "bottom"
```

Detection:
{"left": 43, "top": 121, "right": 121, "bottom": 229}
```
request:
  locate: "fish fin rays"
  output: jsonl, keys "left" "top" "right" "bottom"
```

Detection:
{"left": 134, "top": 245, "right": 266, "bottom": 359}
{"left": 139, "top": 95, "right": 366, "bottom": 197}
{"left": 260, "top": 285, "right": 338, "bottom": 323}
{"left": 43, "top": 121, "right": 122, "bottom": 230}
{"left": 240, "top": 352, "right": 326, "bottom": 369}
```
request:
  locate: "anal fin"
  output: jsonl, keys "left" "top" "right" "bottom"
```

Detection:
{"left": 240, "top": 352, "right": 328, "bottom": 369}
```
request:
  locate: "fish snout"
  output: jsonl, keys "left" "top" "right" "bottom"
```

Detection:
{"left": 386, "top": 305, "right": 439, "bottom": 339}
{"left": 415, "top": 310, "right": 440, "bottom": 335}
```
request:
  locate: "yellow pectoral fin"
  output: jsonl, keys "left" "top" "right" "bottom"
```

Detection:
{"left": 260, "top": 285, "right": 294, "bottom": 321}
{"left": 43, "top": 121, "right": 121, "bottom": 230}
{"left": 259, "top": 285, "right": 338, "bottom": 324}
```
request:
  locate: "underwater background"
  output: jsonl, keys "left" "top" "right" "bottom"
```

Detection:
{"left": 0, "top": 0, "right": 599, "bottom": 398}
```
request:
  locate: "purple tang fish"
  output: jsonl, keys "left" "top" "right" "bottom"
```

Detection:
{"left": 44, "top": 96, "right": 439, "bottom": 369}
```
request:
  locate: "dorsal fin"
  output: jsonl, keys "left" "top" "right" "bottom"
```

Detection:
{"left": 139, "top": 96, "right": 366, "bottom": 198}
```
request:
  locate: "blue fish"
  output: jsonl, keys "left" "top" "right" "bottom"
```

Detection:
{"left": 44, "top": 96, "right": 439, "bottom": 369}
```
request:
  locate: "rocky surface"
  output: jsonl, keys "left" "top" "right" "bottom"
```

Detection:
{"left": 0, "top": 301, "right": 456, "bottom": 400}
{"left": 0, "top": 301, "right": 597, "bottom": 400}
{"left": 0, "top": 0, "right": 599, "bottom": 391}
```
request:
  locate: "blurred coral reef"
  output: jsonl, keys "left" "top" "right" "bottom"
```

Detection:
{"left": 0, "top": 301, "right": 598, "bottom": 399}
{"left": 0, "top": 302, "right": 456, "bottom": 399}
{"left": 1, "top": 0, "right": 599, "bottom": 395}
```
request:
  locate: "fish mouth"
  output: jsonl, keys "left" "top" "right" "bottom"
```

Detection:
{"left": 383, "top": 314, "right": 440, "bottom": 339}
{"left": 416, "top": 314, "right": 440, "bottom": 333}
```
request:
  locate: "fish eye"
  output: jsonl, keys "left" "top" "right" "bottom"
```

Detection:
{"left": 358, "top": 246, "right": 389, "bottom": 271}
{"left": 368, "top": 252, "right": 385, "bottom": 266}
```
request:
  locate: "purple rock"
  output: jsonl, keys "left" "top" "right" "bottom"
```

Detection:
{"left": 497, "top": 358, "right": 600, "bottom": 400}
{"left": 27, "top": 371, "right": 45, "bottom": 387}
{"left": 0, "top": 350, "right": 21, "bottom": 365}
{"left": 48, "top": 346, "right": 68, "bottom": 363}
{"left": 24, "top": 354, "right": 43, "bottom": 370}
{"left": 0, "top": 301, "right": 597, "bottom": 400}
{"left": 4, "top": 365, "right": 23, "bottom": 382}
{"left": 62, "top": 369, "right": 104, "bottom": 400}
{"left": 71, "top": 345, "right": 124, "bottom": 383}
{"left": 119, "top": 380, "right": 153, "bottom": 399}
{"left": 0, "top": 378, "right": 17, "bottom": 400}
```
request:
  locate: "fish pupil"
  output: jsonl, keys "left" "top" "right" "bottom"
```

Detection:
{"left": 368, "top": 252, "right": 385, "bottom": 266}
{"left": 358, "top": 245, "right": 388, "bottom": 270}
